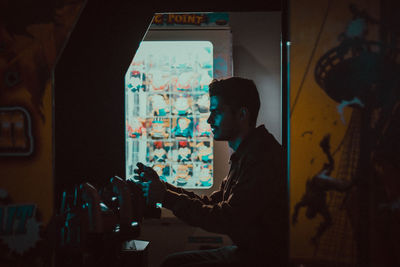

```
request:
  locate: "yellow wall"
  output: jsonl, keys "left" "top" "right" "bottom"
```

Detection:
{"left": 0, "top": 2, "right": 84, "bottom": 224}
{"left": 290, "top": 0, "right": 380, "bottom": 261}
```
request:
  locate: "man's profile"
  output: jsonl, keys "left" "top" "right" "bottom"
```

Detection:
{"left": 135, "top": 77, "right": 287, "bottom": 267}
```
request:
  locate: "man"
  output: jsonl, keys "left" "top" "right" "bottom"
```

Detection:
{"left": 135, "top": 77, "right": 287, "bottom": 266}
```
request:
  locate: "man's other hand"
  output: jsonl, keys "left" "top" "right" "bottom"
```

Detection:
{"left": 134, "top": 162, "right": 166, "bottom": 206}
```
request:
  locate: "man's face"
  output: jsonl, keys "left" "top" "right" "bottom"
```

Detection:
{"left": 207, "top": 95, "right": 238, "bottom": 141}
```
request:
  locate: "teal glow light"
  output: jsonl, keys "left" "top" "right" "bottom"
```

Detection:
{"left": 280, "top": 39, "right": 291, "bottom": 194}
{"left": 125, "top": 41, "right": 214, "bottom": 189}
{"left": 137, "top": 41, "right": 213, "bottom": 58}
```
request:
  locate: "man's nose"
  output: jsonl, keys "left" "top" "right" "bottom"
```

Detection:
{"left": 207, "top": 115, "right": 212, "bottom": 125}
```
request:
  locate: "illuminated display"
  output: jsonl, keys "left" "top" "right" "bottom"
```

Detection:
{"left": 125, "top": 41, "right": 213, "bottom": 188}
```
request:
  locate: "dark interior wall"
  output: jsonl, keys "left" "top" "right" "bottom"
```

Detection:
{"left": 54, "top": 1, "right": 154, "bottom": 193}
{"left": 229, "top": 12, "right": 282, "bottom": 143}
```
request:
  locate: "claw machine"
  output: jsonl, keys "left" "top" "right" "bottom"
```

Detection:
{"left": 125, "top": 13, "right": 232, "bottom": 195}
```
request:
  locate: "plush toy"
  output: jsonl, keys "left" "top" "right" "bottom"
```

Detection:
{"left": 126, "top": 70, "right": 142, "bottom": 92}
{"left": 173, "top": 96, "right": 192, "bottom": 116}
{"left": 197, "top": 142, "right": 213, "bottom": 163}
{"left": 198, "top": 70, "right": 213, "bottom": 92}
{"left": 173, "top": 164, "right": 191, "bottom": 186}
{"left": 127, "top": 118, "right": 143, "bottom": 138}
{"left": 152, "top": 141, "right": 167, "bottom": 162}
{"left": 177, "top": 141, "right": 192, "bottom": 162}
{"left": 153, "top": 164, "right": 168, "bottom": 182}
{"left": 150, "top": 120, "right": 169, "bottom": 139}
{"left": 176, "top": 72, "right": 195, "bottom": 91}
{"left": 196, "top": 117, "right": 211, "bottom": 137}
{"left": 149, "top": 71, "right": 169, "bottom": 91}
{"left": 173, "top": 117, "right": 192, "bottom": 138}
{"left": 196, "top": 94, "right": 210, "bottom": 113}
{"left": 196, "top": 165, "right": 212, "bottom": 187}
{"left": 151, "top": 94, "right": 169, "bottom": 116}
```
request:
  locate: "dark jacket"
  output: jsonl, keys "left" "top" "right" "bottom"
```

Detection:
{"left": 163, "top": 125, "right": 288, "bottom": 263}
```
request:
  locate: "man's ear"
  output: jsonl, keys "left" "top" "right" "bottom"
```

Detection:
{"left": 239, "top": 107, "right": 248, "bottom": 120}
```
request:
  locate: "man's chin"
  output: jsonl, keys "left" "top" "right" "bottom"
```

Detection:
{"left": 212, "top": 135, "right": 226, "bottom": 141}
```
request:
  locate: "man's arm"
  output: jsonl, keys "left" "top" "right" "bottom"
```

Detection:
{"left": 134, "top": 162, "right": 225, "bottom": 207}
{"left": 164, "top": 178, "right": 226, "bottom": 205}
{"left": 162, "top": 160, "right": 285, "bottom": 239}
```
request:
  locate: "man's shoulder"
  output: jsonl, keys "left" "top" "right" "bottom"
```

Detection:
{"left": 246, "top": 128, "right": 282, "bottom": 161}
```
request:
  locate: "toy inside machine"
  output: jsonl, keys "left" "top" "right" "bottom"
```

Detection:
{"left": 125, "top": 41, "right": 215, "bottom": 189}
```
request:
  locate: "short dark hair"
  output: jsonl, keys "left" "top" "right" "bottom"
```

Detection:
{"left": 209, "top": 77, "right": 260, "bottom": 127}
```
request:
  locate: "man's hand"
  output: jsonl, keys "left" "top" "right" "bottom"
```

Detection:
{"left": 134, "top": 162, "right": 166, "bottom": 206}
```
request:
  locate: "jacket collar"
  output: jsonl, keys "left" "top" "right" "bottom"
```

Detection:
{"left": 229, "top": 125, "right": 268, "bottom": 163}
